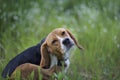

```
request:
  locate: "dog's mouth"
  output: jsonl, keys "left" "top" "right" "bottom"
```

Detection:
{"left": 66, "top": 43, "right": 74, "bottom": 51}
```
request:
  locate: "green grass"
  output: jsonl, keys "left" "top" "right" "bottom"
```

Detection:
{"left": 0, "top": 0, "right": 120, "bottom": 80}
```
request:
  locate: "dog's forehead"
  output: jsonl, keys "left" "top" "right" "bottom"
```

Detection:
{"left": 47, "top": 33, "right": 56, "bottom": 41}
{"left": 46, "top": 28, "right": 66, "bottom": 39}
{"left": 45, "top": 28, "right": 68, "bottom": 45}
{"left": 52, "top": 28, "right": 66, "bottom": 34}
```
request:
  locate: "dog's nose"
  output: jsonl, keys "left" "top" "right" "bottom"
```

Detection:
{"left": 62, "top": 38, "right": 70, "bottom": 45}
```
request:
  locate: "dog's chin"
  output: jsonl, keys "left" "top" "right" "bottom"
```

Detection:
{"left": 66, "top": 43, "right": 74, "bottom": 52}
{"left": 61, "top": 44, "right": 74, "bottom": 54}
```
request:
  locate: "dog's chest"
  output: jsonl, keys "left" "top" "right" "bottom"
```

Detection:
{"left": 63, "top": 59, "right": 70, "bottom": 73}
{"left": 50, "top": 54, "right": 70, "bottom": 73}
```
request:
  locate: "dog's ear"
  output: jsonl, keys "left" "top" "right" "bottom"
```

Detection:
{"left": 66, "top": 29, "right": 84, "bottom": 50}
{"left": 40, "top": 42, "right": 50, "bottom": 68}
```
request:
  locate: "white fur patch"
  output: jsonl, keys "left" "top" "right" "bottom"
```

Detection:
{"left": 64, "top": 59, "right": 70, "bottom": 73}
{"left": 56, "top": 36, "right": 66, "bottom": 53}
{"left": 50, "top": 54, "right": 58, "bottom": 68}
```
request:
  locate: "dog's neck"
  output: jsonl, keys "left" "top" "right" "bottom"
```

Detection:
{"left": 57, "top": 59, "right": 70, "bottom": 72}
{"left": 49, "top": 53, "right": 70, "bottom": 73}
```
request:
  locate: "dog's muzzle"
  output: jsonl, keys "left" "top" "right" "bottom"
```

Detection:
{"left": 62, "top": 38, "right": 74, "bottom": 50}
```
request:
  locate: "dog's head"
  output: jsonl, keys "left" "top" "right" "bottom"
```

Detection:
{"left": 40, "top": 28, "right": 83, "bottom": 68}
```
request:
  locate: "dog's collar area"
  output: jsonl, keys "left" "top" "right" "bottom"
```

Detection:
{"left": 58, "top": 57, "right": 68, "bottom": 62}
{"left": 63, "top": 57, "right": 69, "bottom": 61}
{"left": 57, "top": 58, "right": 68, "bottom": 67}
{"left": 57, "top": 60, "right": 62, "bottom": 66}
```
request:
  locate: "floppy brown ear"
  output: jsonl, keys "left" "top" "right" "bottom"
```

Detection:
{"left": 40, "top": 42, "right": 50, "bottom": 68}
{"left": 66, "top": 29, "right": 84, "bottom": 50}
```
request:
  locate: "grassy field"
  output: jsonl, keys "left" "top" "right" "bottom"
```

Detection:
{"left": 0, "top": 0, "right": 120, "bottom": 80}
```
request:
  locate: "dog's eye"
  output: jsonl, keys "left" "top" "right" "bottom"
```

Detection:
{"left": 52, "top": 40, "right": 58, "bottom": 44}
{"left": 61, "top": 31, "right": 65, "bottom": 36}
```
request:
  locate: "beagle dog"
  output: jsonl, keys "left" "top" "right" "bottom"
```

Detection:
{"left": 2, "top": 28, "right": 83, "bottom": 80}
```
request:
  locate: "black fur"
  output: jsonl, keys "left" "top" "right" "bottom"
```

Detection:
{"left": 2, "top": 38, "right": 45, "bottom": 78}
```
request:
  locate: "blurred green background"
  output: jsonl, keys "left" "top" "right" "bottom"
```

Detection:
{"left": 0, "top": 0, "right": 120, "bottom": 80}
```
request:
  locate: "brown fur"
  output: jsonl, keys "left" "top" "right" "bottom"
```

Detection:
{"left": 10, "top": 63, "right": 62, "bottom": 80}
{"left": 40, "top": 43, "right": 51, "bottom": 68}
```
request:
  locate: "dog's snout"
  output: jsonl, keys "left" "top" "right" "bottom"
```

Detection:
{"left": 63, "top": 38, "right": 70, "bottom": 45}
